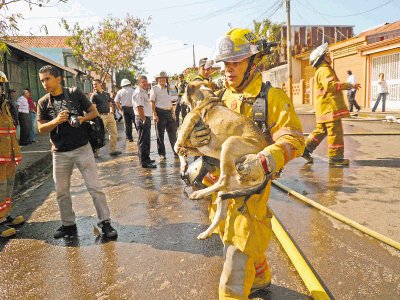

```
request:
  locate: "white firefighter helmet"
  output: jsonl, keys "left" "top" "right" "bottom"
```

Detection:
{"left": 0, "top": 71, "right": 9, "bottom": 83}
{"left": 120, "top": 78, "right": 131, "bottom": 87}
{"left": 310, "top": 42, "right": 328, "bottom": 67}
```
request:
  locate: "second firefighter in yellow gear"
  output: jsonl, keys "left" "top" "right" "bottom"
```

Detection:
{"left": 0, "top": 74, "right": 24, "bottom": 238}
{"left": 302, "top": 42, "right": 360, "bottom": 166}
{"left": 195, "top": 28, "right": 305, "bottom": 299}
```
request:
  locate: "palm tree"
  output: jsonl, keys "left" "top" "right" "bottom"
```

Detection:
{"left": 252, "top": 19, "right": 283, "bottom": 71}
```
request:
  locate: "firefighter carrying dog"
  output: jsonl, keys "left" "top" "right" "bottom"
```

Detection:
{"left": 186, "top": 28, "right": 305, "bottom": 299}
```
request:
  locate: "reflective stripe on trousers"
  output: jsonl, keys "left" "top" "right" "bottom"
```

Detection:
{"left": 0, "top": 162, "right": 16, "bottom": 219}
{"left": 219, "top": 244, "right": 271, "bottom": 300}
{"left": 305, "top": 119, "right": 345, "bottom": 159}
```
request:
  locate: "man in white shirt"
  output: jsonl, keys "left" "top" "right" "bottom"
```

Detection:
{"left": 115, "top": 79, "right": 136, "bottom": 142}
{"left": 16, "top": 89, "right": 30, "bottom": 145}
{"left": 150, "top": 71, "right": 177, "bottom": 160}
{"left": 346, "top": 70, "right": 361, "bottom": 112}
{"left": 132, "top": 75, "right": 156, "bottom": 168}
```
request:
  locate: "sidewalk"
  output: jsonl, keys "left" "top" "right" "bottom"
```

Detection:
{"left": 294, "top": 102, "right": 400, "bottom": 118}
{"left": 15, "top": 133, "right": 52, "bottom": 194}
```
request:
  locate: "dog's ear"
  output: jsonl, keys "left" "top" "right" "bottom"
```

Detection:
{"left": 181, "top": 83, "right": 195, "bottom": 110}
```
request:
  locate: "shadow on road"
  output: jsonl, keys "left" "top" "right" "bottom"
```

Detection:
{"left": 2, "top": 217, "right": 222, "bottom": 257}
{"left": 354, "top": 157, "right": 400, "bottom": 168}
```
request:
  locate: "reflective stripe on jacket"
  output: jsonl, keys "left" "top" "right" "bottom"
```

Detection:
{"left": 314, "top": 62, "right": 350, "bottom": 123}
{"left": 0, "top": 101, "right": 22, "bottom": 164}
{"left": 207, "top": 72, "right": 304, "bottom": 256}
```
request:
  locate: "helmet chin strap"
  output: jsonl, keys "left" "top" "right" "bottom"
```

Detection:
{"left": 237, "top": 55, "right": 255, "bottom": 89}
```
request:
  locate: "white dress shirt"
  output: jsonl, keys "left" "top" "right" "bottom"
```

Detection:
{"left": 132, "top": 87, "right": 152, "bottom": 117}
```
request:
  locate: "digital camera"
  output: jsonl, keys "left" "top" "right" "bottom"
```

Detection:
{"left": 68, "top": 110, "right": 81, "bottom": 128}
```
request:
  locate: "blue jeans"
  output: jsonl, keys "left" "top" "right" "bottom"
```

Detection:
{"left": 29, "top": 112, "right": 36, "bottom": 142}
{"left": 372, "top": 93, "right": 387, "bottom": 112}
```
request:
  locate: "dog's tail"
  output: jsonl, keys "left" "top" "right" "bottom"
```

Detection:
{"left": 219, "top": 174, "right": 272, "bottom": 201}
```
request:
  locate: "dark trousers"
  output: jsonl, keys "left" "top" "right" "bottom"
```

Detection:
{"left": 135, "top": 116, "right": 151, "bottom": 165}
{"left": 346, "top": 90, "right": 361, "bottom": 112}
{"left": 122, "top": 106, "right": 136, "bottom": 140}
{"left": 18, "top": 112, "right": 30, "bottom": 145}
{"left": 372, "top": 93, "right": 387, "bottom": 112}
{"left": 175, "top": 98, "right": 188, "bottom": 127}
{"left": 155, "top": 108, "right": 177, "bottom": 156}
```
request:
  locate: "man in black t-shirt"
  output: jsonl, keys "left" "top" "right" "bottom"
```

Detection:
{"left": 37, "top": 65, "right": 118, "bottom": 239}
{"left": 90, "top": 79, "right": 121, "bottom": 157}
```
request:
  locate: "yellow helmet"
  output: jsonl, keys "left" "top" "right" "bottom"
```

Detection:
{"left": 0, "top": 71, "right": 8, "bottom": 83}
{"left": 215, "top": 28, "right": 262, "bottom": 63}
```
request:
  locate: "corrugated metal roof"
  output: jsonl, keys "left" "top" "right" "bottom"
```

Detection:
{"left": 7, "top": 42, "right": 77, "bottom": 75}
{"left": 359, "top": 36, "right": 400, "bottom": 52}
{"left": 357, "top": 20, "right": 400, "bottom": 37}
{"left": 10, "top": 36, "right": 70, "bottom": 48}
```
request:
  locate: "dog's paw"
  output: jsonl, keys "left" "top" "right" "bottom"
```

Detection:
{"left": 189, "top": 191, "right": 204, "bottom": 200}
{"left": 197, "top": 231, "right": 211, "bottom": 240}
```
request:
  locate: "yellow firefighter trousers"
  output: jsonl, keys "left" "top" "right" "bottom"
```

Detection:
{"left": 219, "top": 243, "right": 271, "bottom": 299}
{"left": 0, "top": 162, "right": 16, "bottom": 220}
{"left": 305, "top": 119, "right": 345, "bottom": 159}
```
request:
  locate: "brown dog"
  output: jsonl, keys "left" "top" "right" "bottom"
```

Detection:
{"left": 174, "top": 81, "right": 269, "bottom": 239}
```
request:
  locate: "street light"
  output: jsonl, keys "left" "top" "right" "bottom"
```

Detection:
{"left": 184, "top": 43, "right": 196, "bottom": 68}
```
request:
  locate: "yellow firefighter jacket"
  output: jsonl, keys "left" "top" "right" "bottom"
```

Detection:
{"left": 314, "top": 62, "right": 351, "bottom": 123}
{"left": 205, "top": 72, "right": 304, "bottom": 257}
{"left": 0, "top": 100, "right": 22, "bottom": 164}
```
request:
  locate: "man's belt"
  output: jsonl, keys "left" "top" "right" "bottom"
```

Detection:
{"left": 156, "top": 107, "right": 172, "bottom": 111}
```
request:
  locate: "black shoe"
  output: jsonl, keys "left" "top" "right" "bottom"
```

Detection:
{"left": 329, "top": 158, "right": 349, "bottom": 166}
{"left": 249, "top": 283, "right": 271, "bottom": 299}
{"left": 128, "top": 139, "right": 134, "bottom": 142}
{"left": 142, "top": 163, "right": 157, "bottom": 169}
{"left": 98, "top": 220, "right": 118, "bottom": 239}
{"left": 54, "top": 224, "right": 77, "bottom": 239}
{"left": 149, "top": 159, "right": 155, "bottom": 163}
{"left": 109, "top": 151, "right": 122, "bottom": 156}
{"left": 5, "top": 215, "right": 25, "bottom": 226}
{"left": 301, "top": 148, "right": 314, "bottom": 163}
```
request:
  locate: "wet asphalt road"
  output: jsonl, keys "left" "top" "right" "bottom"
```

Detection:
{"left": 1, "top": 115, "right": 400, "bottom": 299}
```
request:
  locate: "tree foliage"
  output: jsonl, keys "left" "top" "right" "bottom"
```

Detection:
{"left": 116, "top": 69, "right": 136, "bottom": 88}
{"left": 0, "top": 0, "right": 67, "bottom": 58}
{"left": 62, "top": 14, "right": 151, "bottom": 83}
{"left": 252, "top": 18, "right": 283, "bottom": 71}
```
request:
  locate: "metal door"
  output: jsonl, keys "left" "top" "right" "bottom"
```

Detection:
{"left": 370, "top": 53, "right": 400, "bottom": 109}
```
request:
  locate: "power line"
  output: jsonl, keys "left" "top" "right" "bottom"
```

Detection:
{"left": 296, "top": 0, "right": 351, "bottom": 40}
{"left": 137, "top": 0, "right": 216, "bottom": 12}
{"left": 303, "top": 0, "right": 395, "bottom": 18}
{"left": 172, "top": 0, "right": 253, "bottom": 24}
{"left": 247, "top": 0, "right": 284, "bottom": 27}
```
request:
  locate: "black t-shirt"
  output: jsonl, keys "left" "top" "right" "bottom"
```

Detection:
{"left": 90, "top": 91, "right": 111, "bottom": 114}
{"left": 37, "top": 87, "right": 92, "bottom": 152}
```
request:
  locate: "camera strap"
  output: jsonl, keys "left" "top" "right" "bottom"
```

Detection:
{"left": 63, "top": 87, "right": 74, "bottom": 112}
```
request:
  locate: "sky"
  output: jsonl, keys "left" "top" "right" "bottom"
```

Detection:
{"left": 6, "top": 0, "right": 400, "bottom": 79}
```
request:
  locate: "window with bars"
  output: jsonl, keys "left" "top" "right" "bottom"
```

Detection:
{"left": 371, "top": 53, "right": 400, "bottom": 104}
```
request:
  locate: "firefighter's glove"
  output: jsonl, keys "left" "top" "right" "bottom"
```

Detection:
{"left": 236, "top": 153, "right": 271, "bottom": 182}
{"left": 186, "top": 124, "right": 211, "bottom": 148}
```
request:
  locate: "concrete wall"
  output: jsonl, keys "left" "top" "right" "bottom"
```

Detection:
{"left": 332, "top": 54, "right": 367, "bottom": 107}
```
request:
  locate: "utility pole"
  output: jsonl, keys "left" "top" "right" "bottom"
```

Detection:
{"left": 286, "top": 0, "right": 293, "bottom": 101}
{"left": 192, "top": 44, "right": 196, "bottom": 68}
